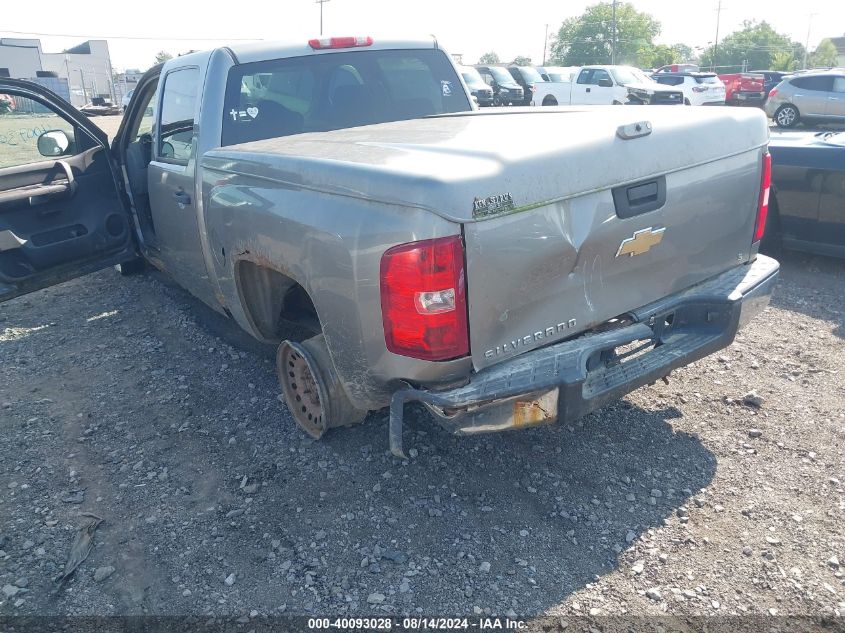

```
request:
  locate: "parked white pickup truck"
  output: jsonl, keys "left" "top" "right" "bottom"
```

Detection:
{"left": 533, "top": 65, "right": 684, "bottom": 106}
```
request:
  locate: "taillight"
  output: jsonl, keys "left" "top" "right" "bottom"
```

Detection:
{"left": 380, "top": 236, "right": 469, "bottom": 361}
{"left": 308, "top": 36, "right": 373, "bottom": 50}
{"left": 768, "top": 87, "right": 778, "bottom": 98}
{"left": 753, "top": 152, "right": 772, "bottom": 243}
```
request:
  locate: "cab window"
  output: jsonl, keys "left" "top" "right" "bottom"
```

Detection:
{"left": 158, "top": 67, "right": 199, "bottom": 163}
{"left": 222, "top": 49, "right": 471, "bottom": 147}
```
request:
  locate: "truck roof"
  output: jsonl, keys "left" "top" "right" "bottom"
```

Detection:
{"left": 170, "top": 36, "right": 440, "bottom": 67}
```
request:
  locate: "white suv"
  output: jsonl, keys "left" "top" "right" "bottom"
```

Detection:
{"left": 652, "top": 72, "right": 726, "bottom": 106}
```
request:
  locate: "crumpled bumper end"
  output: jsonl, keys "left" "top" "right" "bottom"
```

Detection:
{"left": 389, "top": 255, "right": 779, "bottom": 458}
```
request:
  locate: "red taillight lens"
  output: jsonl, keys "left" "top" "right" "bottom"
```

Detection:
{"left": 380, "top": 236, "right": 469, "bottom": 361}
{"left": 753, "top": 152, "right": 772, "bottom": 243}
{"left": 308, "top": 36, "right": 373, "bottom": 50}
{"left": 768, "top": 87, "right": 778, "bottom": 98}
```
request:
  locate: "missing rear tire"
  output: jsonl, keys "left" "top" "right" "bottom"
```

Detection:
{"left": 276, "top": 334, "right": 367, "bottom": 439}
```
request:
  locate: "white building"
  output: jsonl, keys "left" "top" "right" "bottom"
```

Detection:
{"left": 0, "top": 37, "right": 116, "bottom": 107}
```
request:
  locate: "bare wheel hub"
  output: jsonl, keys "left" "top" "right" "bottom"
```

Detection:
{"left": 278, "top": 342, "right": 326, "bottom": 438}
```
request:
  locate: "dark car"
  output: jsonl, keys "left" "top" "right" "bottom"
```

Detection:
{"left": 459, "top": 66, "right": 494, "bottom": 107}
{"left": 750, "top": 70, "right": 792, "bottom": 100}
{"left": 764, "top": 130, "right": 845, "bottom": 258}
{"left": 506, "top": 65, "right": 546, "bottom": 106}
{"left": 474, "top": 65, "right": 524, "bottom": 106}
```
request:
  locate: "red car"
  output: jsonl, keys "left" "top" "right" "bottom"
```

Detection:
{"left": 718, "top": 73, "right": 766, "bottom": 105}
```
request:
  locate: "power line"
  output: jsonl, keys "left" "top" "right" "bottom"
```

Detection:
{"left": 0, "top": 29, "right": 260, "bottom": 42}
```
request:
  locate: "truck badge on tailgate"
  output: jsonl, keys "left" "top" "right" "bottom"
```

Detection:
{"left": 616, "top": 226, "right": 666, "bottom": 257}
{"left": 472, "top": 193, "right": 515, "bottom": 219}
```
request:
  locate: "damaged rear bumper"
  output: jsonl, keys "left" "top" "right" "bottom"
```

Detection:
{"left": 389, "top": 255, "right": 779, "bottom": 457}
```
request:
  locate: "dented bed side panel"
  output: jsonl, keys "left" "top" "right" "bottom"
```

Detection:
{"left": 200, "top": 166, "right": 472, "bottom": 411}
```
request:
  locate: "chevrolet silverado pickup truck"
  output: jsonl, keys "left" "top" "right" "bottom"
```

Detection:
{"left": 0, "top": 36, "right": 779, "bottom": 457}
{"left": 532, "top": 65, "right": 684, "bottom": 106}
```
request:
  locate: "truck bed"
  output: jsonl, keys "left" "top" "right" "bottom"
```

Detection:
{"left": 204, "top": 106, "right": 769, "bottom": 371}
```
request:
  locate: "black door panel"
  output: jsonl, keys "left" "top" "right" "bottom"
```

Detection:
{"left": 0, "top": 79, "right": 135, "bottom": 302}
{"left": 0, "top": 148, "right": 130, "bottom": 281}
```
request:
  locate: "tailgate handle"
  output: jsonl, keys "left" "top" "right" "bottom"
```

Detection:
{"left": 627, "top": 182, "right": 658, "bottom": 205}
{"left": 612, "top": 176, "right": 666, "bottom": 219}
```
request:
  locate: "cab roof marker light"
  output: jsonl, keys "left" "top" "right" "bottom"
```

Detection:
{"left": 308, "top": 36, "right": 373, "bottom": 50}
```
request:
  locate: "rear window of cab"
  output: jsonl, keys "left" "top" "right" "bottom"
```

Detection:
{"left": 222, "top": 48, "right": 471, "bottom": 146}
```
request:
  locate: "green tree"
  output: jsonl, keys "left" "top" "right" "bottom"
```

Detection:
{"left": 550, "top": 2, "right": 661, "bottom": 66}
{"left": 647, "top": 44, "right": 680, "bottom": 67}
{"left": 670, "top": 43, "right": 695, "bottom": 62}
{"left": 699, "top": 21, "right": 803, "bottom": 72}
{"left": 512, "top": 55, "right": 532, "bottom": 65}
{"left": 770, "top": 51, "right": 800, "bottom": 71}
{"left": 478, "top": 51, "right": 500, "bottom": 64}
{"left": 811, "top": 39, "right": 839, "bottom": 68}
{"left": 154, "top": 51, "right": 173, "bottom": 64}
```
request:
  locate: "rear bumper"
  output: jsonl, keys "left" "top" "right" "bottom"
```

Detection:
{"left": 388, "top": 255, "right": 779, "bottom": 456}
{"left": 729, "top": 92, "right": 766, "bottom": 105}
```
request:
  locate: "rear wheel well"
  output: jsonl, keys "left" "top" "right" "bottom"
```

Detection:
{"left": 542, "top": 95, "right": 558, "bottom": 106}
{"left": 235, "top": 260, "right": 320, "bottom": 343}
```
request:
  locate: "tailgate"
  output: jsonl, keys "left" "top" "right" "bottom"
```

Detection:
{"left": 464, "top": 113, "right": 768, "bottom": 371}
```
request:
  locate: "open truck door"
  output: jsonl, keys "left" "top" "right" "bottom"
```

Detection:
{"left": 0, "top": 79, "right": 136, "bottom": 303}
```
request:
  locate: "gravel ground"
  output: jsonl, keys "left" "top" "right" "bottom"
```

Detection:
{"left": 1, "top": 248, "right": 843, "bottom": 623}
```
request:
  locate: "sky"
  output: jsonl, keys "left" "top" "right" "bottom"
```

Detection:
{"left": 2, "top": 0, "right": 844, "bottom": 71}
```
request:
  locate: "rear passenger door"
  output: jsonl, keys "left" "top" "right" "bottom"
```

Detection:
{"left": 0, "top": 79, "right": 135, "bottom": 303}
{"left": 146, "top": 66, "right": 217, "bottom": 304}
{"left": 570, "top": 70, "right": 593, "bottom": 104}
{"left": 791, "top": 75, "right": 834, "bottom": 116}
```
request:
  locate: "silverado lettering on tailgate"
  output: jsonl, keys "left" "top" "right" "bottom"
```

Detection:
{"left": 484, "top": 319, "right": 577, "bottom": 359}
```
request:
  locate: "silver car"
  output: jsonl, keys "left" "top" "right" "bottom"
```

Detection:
{"left": 765, "top": 71, "right": 845, "bottom": 128}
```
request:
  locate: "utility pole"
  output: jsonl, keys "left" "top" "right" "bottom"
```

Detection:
{"left": 543, "top": 24, "right": 549, "bottom": 65}
{"left": 611, "top": 0, "right": 617, "bottom": 64}
{"left": 802, "top": 13, "right": 817, "bottom": 69}
{"left": 713, "top": 0, "right": 724, "bottom": 72}
{"left": 315, "top": 0, "right": 330, "bottom": 36}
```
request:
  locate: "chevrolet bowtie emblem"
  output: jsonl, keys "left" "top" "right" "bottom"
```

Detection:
{"left": 616, "top": 226, "right": 666, "bottom": 257}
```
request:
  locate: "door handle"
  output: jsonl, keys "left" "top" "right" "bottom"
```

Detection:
{"left": 829, "top": 96, "right": 840, "bottom": 100}
{"left": 586, "top": 87, "right": 592, "bottom": 92}
{"left": 172, "top": 190, "right": 192, "bottom": 206}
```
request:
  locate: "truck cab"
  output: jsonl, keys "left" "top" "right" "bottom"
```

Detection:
{"left": 570, "top": 66, "right": 684, "bottom": 105}
{"left": 0, "top": 37, "right": 473, "bottom": 308}
{"left": 570, "top": 67, "right": 621, "bottom": 104}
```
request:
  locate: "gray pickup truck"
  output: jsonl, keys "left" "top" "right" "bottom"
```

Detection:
{"left": 0, "top": 36, "right": 779, "bottom": 457}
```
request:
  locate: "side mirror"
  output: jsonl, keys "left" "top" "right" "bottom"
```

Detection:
{"left": 598, "top": 78, "right": 614, "bottom": 88}
{"left": 37, "top": 129, "right": 71, "bottom": 157}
